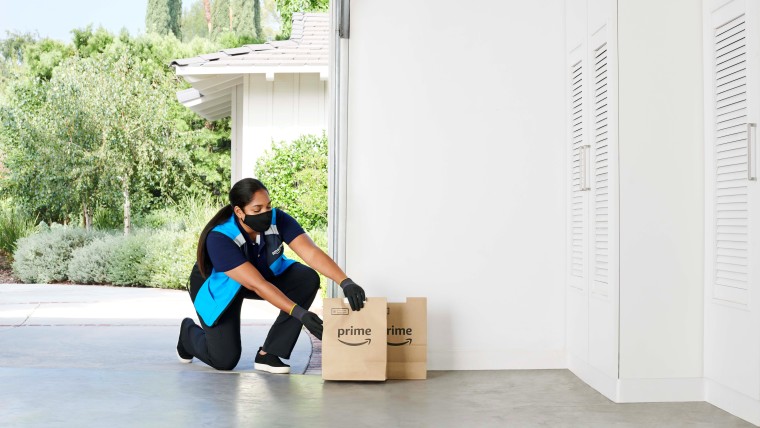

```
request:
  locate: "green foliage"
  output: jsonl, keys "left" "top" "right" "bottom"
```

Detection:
{"left": 12, "top": 225, "right": 98, "bottom": 283}
{"left": 0, "top": 31, "right": 37, "bottom": 64}
{"left": 142, "top": 229, "right": 197, "bottom": 288}
{"left": 211, "top": 0, "right": 232, "bottom": 39}
{"left": 71, "top": 26, "right": 114, "bottom": 58}
{"left": 133, "top": 195, "right": 223, "bottom": 232}
{"left": 0, "top": 199, "right": 37, "bottom": 261}
{"left": 23, "top": 38, "right": 73, "bottom": 80}
{"left": 275, "top": 0, "right": 328, "bottom": 39}
{"left": 68, "top": 234, "right": 122, "bottom": 284}
{"left": 255, "top": 133, "right": 328, "bottom": 230}
{"left": 231, "top": 0, "right": 255, "bottom": 38}
{"left": 107, "top": 233, "right": 152, "bottom": 286}
{"left": 12, "top": 193, "right": 328, "bottom": 292}
{"left": 181, "top": 0, "right": 211, "bottom": 41}
{"left": 13, "top": 197, "right": 219, "bottom": 289}
{"left": 0, "top": 29, "right": 231, "bottom": 228}
{"left": 146, "top": 0, "right": 182, "bottom": 38}
{"left": 254, "top": 0, "right": 263, "bottom": 39}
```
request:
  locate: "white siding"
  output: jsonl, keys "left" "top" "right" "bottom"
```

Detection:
{"left": 232, "top": 73, "right": 328, "bottom": 182}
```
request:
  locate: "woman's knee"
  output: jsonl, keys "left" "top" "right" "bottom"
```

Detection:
{"left": 300, "top": 265, "right": 321, "bottom": 297}
{"left": 305, "top": 266, "right": 320, "bottom": 289}
{"left": 290, "top": 263, "right": 320, "bottom": 290}
{"left": 209, "top": 349, "right": 241, "bottom": 371}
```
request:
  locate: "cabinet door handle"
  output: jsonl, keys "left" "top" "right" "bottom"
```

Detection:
{"left": 749, "top": 123, "right": 757, "bottom": 182}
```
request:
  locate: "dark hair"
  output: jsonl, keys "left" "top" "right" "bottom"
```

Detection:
{"left": 196, "top": 178, "right": 268, "bottom": 277}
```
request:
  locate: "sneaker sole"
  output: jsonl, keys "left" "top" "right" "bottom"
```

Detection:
{"left": 254, "top": 362, "right": 290, "bottom": 374}
{"left": 176, "top": 349, "right": 192, "bottom": 364}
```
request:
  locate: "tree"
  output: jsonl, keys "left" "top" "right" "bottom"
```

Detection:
{"left": 71, "top": 26, "right": 114, "bottom": 58}
{"left": 254, "top": 0, "right": 262, "bottom": 39}
{"left": 203, "top": 0, "right": 213, "bottom": 34}
{"left": 169, "top": 0, "right": 183, "bottom": 37}
{"left": 181, "top": 0, "right": 211, "bottom": 41}
{"left": 1, "top": 30, "right": 232, "bottom": 229}
{"left": 231, "top": 0, "right": 255, "bottom": 38}
{"left": 0, "top": 31, "right": 37, "bottom": 64}
{"left": 211, "top": 0, "right": 232, "bottom": 40}
{"left": 0, "top": 73, "right": 103, "bottom": 224}
{"left": 275, "top": 0, "right": 327, "bottom": 39}
{"left": 22, "top": 38, "right": 73, "bottom": 80}
{"left": 146, "top": 0, "right": 182, "bottom": 38}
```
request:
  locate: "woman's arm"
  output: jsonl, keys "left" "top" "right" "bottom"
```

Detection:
{"left": 223, "top": 262, "right": 295, "bottom": 314}
{"left": 288, "top": 233, "right": 348, "bottom": 284}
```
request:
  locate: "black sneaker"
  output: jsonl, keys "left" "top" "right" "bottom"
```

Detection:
{"left": 254, "top": 347, "right": 290, "bottom": 374}
{"left": 176, "top": 318, "right": 194, "bottom": 364}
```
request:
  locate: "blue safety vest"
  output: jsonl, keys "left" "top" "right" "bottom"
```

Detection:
{"left": 193, "top": 209, "right": 296, "bottom": 326}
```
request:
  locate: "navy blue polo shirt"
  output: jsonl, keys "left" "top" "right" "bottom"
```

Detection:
{"left": 205, "top": 209, "right": 305, "bottom": 279}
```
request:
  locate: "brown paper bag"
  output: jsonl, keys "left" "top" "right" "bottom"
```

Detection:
{"left": 322, "top": 297, "right": 387, "bottom": 381}
{"left": 387, "top": 297, "right": 427, "bottom": 379}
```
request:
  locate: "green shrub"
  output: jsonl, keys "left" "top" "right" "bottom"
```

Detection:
{"left": 10, "top": 196, "right": 326, "bottom": 291}
{"left": 92, "top": 205, "right": 123, "bottom": 230}
{"left": 12, "top": 225, "right": 98, "bottom": 283}
{"left": 0, "top": 199, "right": 37, "bottom": 261}
{"left": 133, "top": 206, "right": 185, "bottom": 231}
{"left": 68, "top": 234, "right": 123, "bottom": 284}
{"left": 255, "top": 133, "right": 328, "bottom": 230}
{"left": 142, "top": 229, "right": 197, "bottom": 289}
{"left": 133, "top": 196, "right": 222, "bottom": 232}
{"left": 106, "top": 233, "right": 152, "bottom": 286}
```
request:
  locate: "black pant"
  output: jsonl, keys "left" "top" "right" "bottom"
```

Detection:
{"left": 180, "top": 262, "right": 320, "bottom": 371}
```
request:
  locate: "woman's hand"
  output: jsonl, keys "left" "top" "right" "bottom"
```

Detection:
{"left": 291, "top": 305, "right": 323, "bottom": 339}
{"left": 340, "top": 278, "right": 365, "bottom": 311}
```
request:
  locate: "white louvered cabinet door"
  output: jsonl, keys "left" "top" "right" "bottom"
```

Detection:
{"left": 567, "top": 36, "right": 590, "bottom": 363}
{"left": 586, "top": 7, "right": 620, "bottom": 382}
{"left": 705, "top": 0, "right": 760, "bottom": 401}
{"left": 590, "top": 39, "right": 611, "bottom": 299}
{"left": 568, "top": 46, "right": 589, "bottom": 294}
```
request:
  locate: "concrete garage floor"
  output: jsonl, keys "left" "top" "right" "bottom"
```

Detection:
{"left": 0, "top": 285, "right": 754, "bottom": 428}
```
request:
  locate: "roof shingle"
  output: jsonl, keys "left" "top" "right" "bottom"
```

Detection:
{"left": 170, "top": 12, "right": 329, "bottom": 69}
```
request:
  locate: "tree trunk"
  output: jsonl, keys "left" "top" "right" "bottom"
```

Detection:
{"left": 228, "top": 3, "right": 233, "bottom": 31}
{"left": 83, "top": 201, "right": 92, "bottom": 231}
{"left": 203, "top": 0, "right": 213, "bottom": 34}
{"left": 123, "top": 181, "right": 131, "bottom": 236}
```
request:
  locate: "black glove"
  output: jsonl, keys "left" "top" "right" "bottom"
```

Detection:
{"left": 340, "top": 277, "right": 365, "bottom": 311}
{"left": 291, "top": 305, "right": 323, "bottom": 340}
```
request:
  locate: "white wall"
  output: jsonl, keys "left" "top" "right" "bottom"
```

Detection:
{"left": 345, "top": 0, "right": 567, "bottom": 370}
{"left": 617, "top": 0, "right": 704, "bottom": 380}
{"left": 234, "top": 73, "right": 328, "bottom": 182}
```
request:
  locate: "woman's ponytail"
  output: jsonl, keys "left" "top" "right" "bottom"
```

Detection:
{"left": 196, "top": 205, "right": 234, "bottom": 278}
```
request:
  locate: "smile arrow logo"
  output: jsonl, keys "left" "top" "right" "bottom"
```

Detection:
{"left": 338, "top": 338, "right": 372, "bottom": 346}
{"left": 387, "top": 338, "right": 413, "bottom": 346}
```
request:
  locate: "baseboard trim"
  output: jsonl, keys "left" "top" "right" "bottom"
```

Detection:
{"left": 567, "top": 354, "right": 618, "bottom": 401}
{"left": 616, "top": 377, "right": 704, "bottom": 402}
{"left": 705, "top": 378, "right": 760, "bottom": 426}
{"left": 427, "top": 349, "right": 565, "bottom": 370}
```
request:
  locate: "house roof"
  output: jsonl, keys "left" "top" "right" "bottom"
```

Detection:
{"left": 170, "top": 13, "right": 328, "bottom": 72}
{"left": 171, "top": 12, "right": 329, "bottom": 121}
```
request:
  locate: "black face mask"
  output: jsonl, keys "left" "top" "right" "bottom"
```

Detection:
{"left": 241, "top": 209, "right": 272, "bottom": 233}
